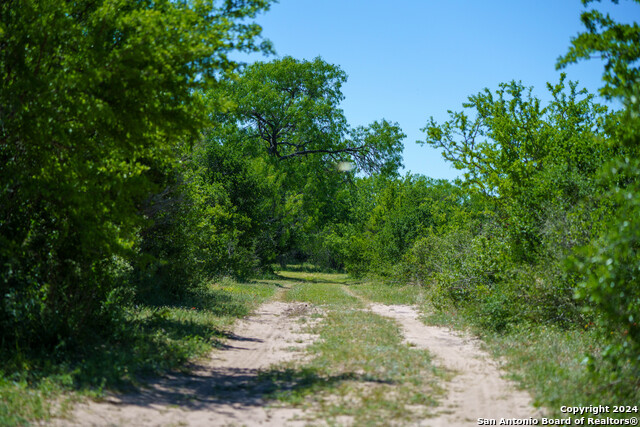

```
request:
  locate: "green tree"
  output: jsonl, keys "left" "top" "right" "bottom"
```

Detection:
{"left": 218, "top": 56, "right": 405, "bottom": 175}
{"left": 202, "top": 57, "right": 406, "bottom": 268}
{"left": 135, "top": 137, "right": 276, "bottom": 301}
{"left": 311, "top": 174, "right": 464, "bottom": 277}
{"left": 420, "top": 76, "right": 609, "bottom": 260}
{"left": 558, "top": 0, "right": 640, "bottom": 373}
{"left": 0, "top": 0, "right": 272, "bottom": 347}
{"left": 199, "top": 116, "right": 361, "bottom": 268}
{"left": 557, "top": 0, "right": 640, "bottom": 101}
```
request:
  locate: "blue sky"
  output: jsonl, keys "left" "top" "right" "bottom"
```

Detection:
{"left": 243, "top": 0, "right": 639, "bottom": 180}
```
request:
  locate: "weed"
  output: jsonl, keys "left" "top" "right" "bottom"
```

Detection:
{"left": 482, "top": 323, "right": 640, "bottom": 416}
{"left": 423, "top": 308, "right": 640, "bottom": 418}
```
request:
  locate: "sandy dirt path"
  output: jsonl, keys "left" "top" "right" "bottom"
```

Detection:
{"left": 369, "top": 303, "right": 544, "bottom": 427}
{"left": 53, "top": 301, "right": 318, "bottom": 427}
{"left": 53, "top": 290, "right": 544, "bottom": 427}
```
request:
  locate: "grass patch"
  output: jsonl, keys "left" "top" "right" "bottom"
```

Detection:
{"left": 481, "top": 323, "right": 640, "bottom": 417}
{"left": 284, "top": 281, "right": 362, "bottom": 308}
{"left": 274, "top": 263, "right": 343, "bottom": 274}
{"left": 270, "top": 270, "right": 362, "bottom": 307}
{"left": 275, "top": 269, "right": 357, "bottom": 285}
{"left": 263, "top": 277, "right": 443, "bottom": 426}
{"left": 422, "top": 306, "right": 640, "bottom": 419}
{"left": 0, "top": 278, "right": 277, "bottom": 426}
{"left": 421, "top": 304, "right": 470, "bottom": 331}
{"left": 349, "top": 281, "right": 426, "bottom": 306}
{"left": 0, "top": 375, "right": 76, "bottom": 427}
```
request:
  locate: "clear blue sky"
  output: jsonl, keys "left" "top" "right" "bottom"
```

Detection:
{"left": 242, "top": 0, "right": 639, "bottom": 180}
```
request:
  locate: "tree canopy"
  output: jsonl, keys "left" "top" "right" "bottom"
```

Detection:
{"left": 218, "top": 56, "right": 405, "bottom": 175}
{"left": 0, "top": 0, "right": 273, "bottom": 343}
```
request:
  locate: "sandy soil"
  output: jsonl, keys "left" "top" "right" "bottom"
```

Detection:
{"left": 52, "top": 301, "right": 319, "bottom": 427}
{"left": 52, "top": 297, "right": 543, "bottom": 427}
{"left": 369, "top": 304, "right": 544, "bottom": 427}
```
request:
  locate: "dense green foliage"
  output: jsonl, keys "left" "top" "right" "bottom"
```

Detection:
{"left": 1, "top": 0, "right": 272, "bottom": 347}
{"left": 217, "top": 56, "right": 405, "bottom": 175}
{"left": 412, "top": 77, "right": 611, "bottom": 328}
{"left": 558, "top": 0, "right": 640, "bottom": 375}
{"left": 423, "top": 76, "right": 609, "bottom": 258}
{"left": 202, "top": 56, "right": 406, "bottom": 267}
{"left": 308, "top": 175, "right": 464, "bottom": 276}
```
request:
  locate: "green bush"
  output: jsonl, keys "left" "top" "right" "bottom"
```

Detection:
{"left": 0, "top": 0, "right": 271, "bottom": 350}
{"left": 400, "top": 219, "right": 585, "bottom": 332}
{"left": 558, "top": 0, "right": 640, "bottom": 375}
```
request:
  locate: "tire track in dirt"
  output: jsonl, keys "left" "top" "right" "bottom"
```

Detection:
{"left": 369, "top": 303, "right": 544, "bottom": 427}
{"left": 53, "top": 300, "right": 319, "bottom": 427}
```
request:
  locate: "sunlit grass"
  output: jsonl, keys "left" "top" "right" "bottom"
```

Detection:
{"left": 349, "top": 281, "right": 427, "bottom": 306}
{"left": 264, "top": 276, "right": 443, "bottom": 426}
{"left": 284, "top": 281, "right": 362, "bottom": 307}
{"left": 0, "top": 278, "right": 277, "bottom": 427}
{"left": 481, "top": 323, "right": 640, "bottom": 416}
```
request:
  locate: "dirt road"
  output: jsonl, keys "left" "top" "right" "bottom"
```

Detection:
{"left": 55, "top": 287, "right": 541, "bottom": 426}
{"left": 370, "top": 304, "right": 543, "bottom": 427}
{"left": 54, "top": 301, "right": 317, "bottom": 427}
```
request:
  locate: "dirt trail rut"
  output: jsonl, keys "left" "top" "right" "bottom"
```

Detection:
{"left": 369, "top": 303, "right": 543, "bottom": 427}
{"left": 55, "top": 301, "right": 317, "bottom": 427}
{"left": 56, "top": 293, "right": 543, "bottom": 426}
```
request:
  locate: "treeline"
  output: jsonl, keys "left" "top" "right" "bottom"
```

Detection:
{"left": 1, "top": 0, "right": 638, "bottom": 391}
{"left": 1, "top": 0, "right": 270, "bottom": 350}
{"left": 0, "top": 1, "right": 404, "bottom": 356}
{"left": 315, "top": 78, "right": 610, "bottom": 325}
{"left": 306, "top": 4, "right": 640, "bottom": 383}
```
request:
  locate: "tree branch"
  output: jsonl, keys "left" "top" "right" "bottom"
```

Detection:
{"left": 276, "top": 145, "right": 365, "bottom": 160}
